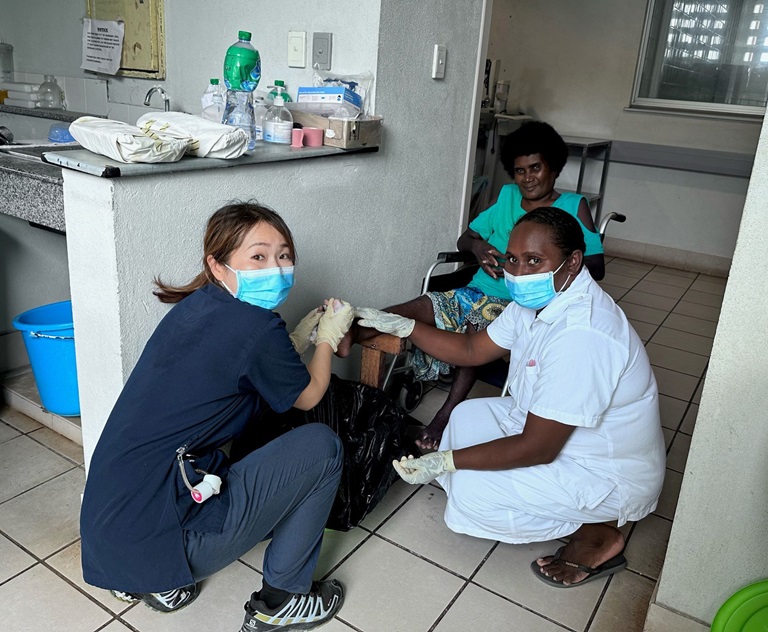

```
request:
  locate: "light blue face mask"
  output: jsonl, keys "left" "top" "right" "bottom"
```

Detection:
{"left": 503, "top": 258, "right": 570, "bottom": 310}
{"left": 223, "top": 264, "right": 294, "bottom": 310}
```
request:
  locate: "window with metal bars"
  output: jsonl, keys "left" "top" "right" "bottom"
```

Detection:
{"left": 633, "top": 0, "right": 768, "bottom": 115}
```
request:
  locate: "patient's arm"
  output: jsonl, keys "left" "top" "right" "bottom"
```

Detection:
{"left": 457, "top": 228, "right": 505, "bottom": 279}
{"left": 577, "top": 199, "right": 605, "bottom": 281}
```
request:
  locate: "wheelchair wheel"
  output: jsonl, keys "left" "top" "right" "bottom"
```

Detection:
{"left": 398, "top": 376, "right": 424, "bottom": 413}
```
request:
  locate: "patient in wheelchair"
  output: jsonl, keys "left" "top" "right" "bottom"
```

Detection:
{"left": 339, "top": 121, "right": 605, "bottom": 451}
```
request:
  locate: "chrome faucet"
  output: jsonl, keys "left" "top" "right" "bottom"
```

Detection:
{"left": 144, "top": 85, "right": 170, "bottom": 112}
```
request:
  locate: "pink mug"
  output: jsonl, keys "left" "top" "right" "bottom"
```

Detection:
{"left": 291, "top": 128, "right": 304, "bottom": 148}
{"left": 303, "top": 127, "right": 324, "bottom": 147}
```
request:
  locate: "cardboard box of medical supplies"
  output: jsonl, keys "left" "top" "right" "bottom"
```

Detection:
{"left": 287, "top": 105, "right": 382, "bottom": 149}
{"left": 296, "top": 86, "right": 363, "bottom": 114}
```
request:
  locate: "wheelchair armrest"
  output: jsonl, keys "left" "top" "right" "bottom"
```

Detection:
{"left": 435, "top": 251, "right": 476, "bottom": 265}
{"left": 598, "top": 212, "right": 627, "bottom": 240}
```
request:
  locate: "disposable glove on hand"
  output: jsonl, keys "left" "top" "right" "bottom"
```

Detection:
{"left": 392, "top": 451, "right": 456, "bottom": 485}
{"left": 289, "top": 307, "right": 323, "bottom": 354}
{"left": 315, "top": 298, "right": 354, "bottom": 352}
{"left": 355, "top": 307, "right": 416, "bottom": 338}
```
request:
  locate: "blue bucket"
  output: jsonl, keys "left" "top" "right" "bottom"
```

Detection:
{"left": 12, "top": 300, "right": 80, "bottom": 417}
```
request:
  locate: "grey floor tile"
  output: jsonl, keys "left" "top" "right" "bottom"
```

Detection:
{"left": 602, "top": 272, "right": 641, "bottom": 289}
{"left": 360, "top": 479, "right": 420, "bottom": 531}
{"left": 618, "top": 301, "right": 668, "bottom": 325}
{"left": 643, "top": 271, "right": 695, "bottom": 289}
{"left": 692, "top": 380, "right": 704, "bottom": 404}
{"left": 0, "top": 435, "right": 73, "bottom": 503}
{"left": 0, "top": 406, "right": 43, "bottom": 433}
{"left": 667, "top": 433, "right": 692, "bottom": 473}
{"left": 331, "top": 536, "right": 464, "bottom": 632}
{"left": 682, "top": 289, "right": 723, "bottom": 308}
{"left": 662, "top": 313, "right": 717, "bottom": 338}
{"left": 633, "top": 280, "right": 687, "bottom": 300}
{"left": 628, "top": 319, "right": 658, "bottom": 342}
{"left": 662, "top": 427, "right": 674, "bottom": 449}
{"left": 610, "top": 259, "right": 654, "bottom": 273}
{"left": 0, "top": 468, "right": 83, "bottom": 558}
{"left": 651, "top": 266, "right": 697, "bottom": 279}
{"left": 624, "top": 515, "right": 672, "bottom": 580}
{"left": 697, "top": 273, "right": 727, "bottom": 284}
{"left": 0, "top": 533, "right": 36, "bottom": 584}
{"left": 0, "top": 564, "right": 111, "bottom": 632}
{"left": 646, "top": 343, "right": 708, "bottom": 377}
{"left": 408, "top": 387, "right": 446, "bottom": 426}
{"left": 649, "top": 327, "right": 713, "bottom": 357}
{"left": 0, "top": 420, "right": 21, "bottom": 445}
{"left": 473, "top": 540, "right": 606, "bottom": 631}
{"left": 654, "top": 469, "right": 683, "bottom": 520}
{"left": 28, "top": 427, "right": 84, "bottom": 464}
{"left": 680, "top": 404, "right": 698, "bottom": 435}
{"left": 690, "top": 278, "right": 726, "bottom": 296}
{"left": 659, "top": 395, "right": 687, "bottom": 431}
{"left": 101, "top": 621, "right": 135, "bottom": 632}
{"left": 673, "top": 300, "right": 721, "bottom": 323}
{"left": 435, "top": 583, "right": 564, "bottom": 632}
{"left": 589, "top": 570, "right": 656, "bottom": 632}
{"left": 652, "top": 367, "right": 699, "bottom": 401}
{"left": 377, "top": 485, "right": 495, "bottom": 577}
{"left": 622, "top": 290, "right": 678, "bottom": 312}
{"left": 601, "top": 283, "right": 629, "bottom": 302}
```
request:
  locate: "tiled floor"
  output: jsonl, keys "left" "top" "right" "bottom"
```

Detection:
{"left": 0, "top": 256, "right": 723, "bottom": 632}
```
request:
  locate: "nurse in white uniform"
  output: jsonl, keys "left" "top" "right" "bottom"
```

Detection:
{"left": 356, "top": 207, "right": 666, "bottom": 588}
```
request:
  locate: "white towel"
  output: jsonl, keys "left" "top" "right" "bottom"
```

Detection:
{"left": 136, "top": 111, "right": 248, "bottom": 159}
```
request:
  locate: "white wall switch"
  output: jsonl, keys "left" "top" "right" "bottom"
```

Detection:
{"left": 287, "top": 31, "right": 306, "bottom": 68}
{"left": 313, "top": 32, "right": 332, "bottom": 71}
{"left": 432, "top": 44, "right": 447, "bottom": 79}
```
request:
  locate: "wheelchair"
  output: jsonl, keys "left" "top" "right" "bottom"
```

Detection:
{"left": 383, "top": 211, "right": 626, "bottom": 413}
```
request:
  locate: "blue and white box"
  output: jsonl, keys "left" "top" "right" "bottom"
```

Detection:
{"left": 296, "top": 86, "right": 363, "bottom": 113}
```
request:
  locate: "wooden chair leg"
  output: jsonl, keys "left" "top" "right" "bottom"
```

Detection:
{"left": 359, "top": 334, "right": 406, "bottom": 389}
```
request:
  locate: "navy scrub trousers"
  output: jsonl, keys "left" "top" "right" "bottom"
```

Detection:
{"left": 183, "top": 423, "right": 343, "bottom": 593}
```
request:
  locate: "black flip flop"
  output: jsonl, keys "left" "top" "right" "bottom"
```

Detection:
{"left": 530, "top": 545, "right": 627, "bottom": 588}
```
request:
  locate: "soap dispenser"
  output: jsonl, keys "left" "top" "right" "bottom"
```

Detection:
{"left": 263, "top": 85, "right": 293, "bottom": 145}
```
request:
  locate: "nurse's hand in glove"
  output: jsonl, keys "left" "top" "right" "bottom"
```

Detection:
{"left": 315, "top": 298, "right": 354, "bottom": 352}
{"left": 289, "top": 306, "right": 324, "bottom": 354}
{"left": 392, "top": 451, "right": 456, "bottom": 485}
{"left": 355, "top": 307, "right": 416, "bottom": 338}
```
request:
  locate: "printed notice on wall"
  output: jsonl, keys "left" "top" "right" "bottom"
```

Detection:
{"left": 81, "top": 18, "right": 125, "bottom": 75}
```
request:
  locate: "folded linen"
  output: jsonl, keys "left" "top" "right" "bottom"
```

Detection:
{"left": 136, "top": 111, "right": 248, "bottom": 159}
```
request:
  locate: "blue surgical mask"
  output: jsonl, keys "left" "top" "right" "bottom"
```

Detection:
{"left": 504, "top": 258, "right": 570, "bottom": 310}
{"left": 223, "top": 264, "right": 294, "bottom": 310}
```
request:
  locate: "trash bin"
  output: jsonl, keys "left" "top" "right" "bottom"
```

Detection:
{"left": 12, "top": 300, "right": 80, "bottom": 417}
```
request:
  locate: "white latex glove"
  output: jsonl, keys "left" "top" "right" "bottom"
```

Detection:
{"left": 355, "top": 307, "right": 416, "bottom": 338}
{"left": 289, "top": 307, "right": 323, "bottom": 354}
{"left": 315, "top": 298, "right": 354, "bottom": 352}
{"left": 392, "top": 451, "right": 456, "bottom": 485}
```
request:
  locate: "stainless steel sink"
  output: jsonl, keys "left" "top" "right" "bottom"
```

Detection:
{"left": 0, "top": 142, "right": 81, "bottom": 163}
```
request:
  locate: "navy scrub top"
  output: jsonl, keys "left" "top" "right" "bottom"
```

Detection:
{"left": 80, "top": 284, "right": 310, "bottom": 593}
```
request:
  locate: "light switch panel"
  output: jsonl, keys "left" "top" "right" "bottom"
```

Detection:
{"left": 432, "top": 45, "right": 447, "bottom": 79}
{"left": 313, "top": 32, "right": 332, "bottom": 71}
{"left": 287, "top": 31, "right": 306, "bottom": 68}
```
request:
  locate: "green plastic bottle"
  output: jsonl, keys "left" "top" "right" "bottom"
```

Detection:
{"left": 269, "top": 80, "right": 292, "bottom": 102}
{"left": 223, "top": 30, "right": 261, "bottom": 91}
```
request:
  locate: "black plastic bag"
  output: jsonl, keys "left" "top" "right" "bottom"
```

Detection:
{"left": 236, "top": 375, "right": 418, "bottom": 531}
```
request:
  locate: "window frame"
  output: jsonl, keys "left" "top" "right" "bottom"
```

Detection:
{"left": 631, "top": 0, "right": 767, "bottom": 118}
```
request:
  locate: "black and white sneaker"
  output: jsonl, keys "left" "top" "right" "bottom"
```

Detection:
{"left": 240, "top": 580, "right": 344, "bottom": 631}
{"left": 110, "top": 583, "right": 200, "bottom": 613}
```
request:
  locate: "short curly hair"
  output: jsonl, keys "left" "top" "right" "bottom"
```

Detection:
{"left": 499, "top": 121, "right": 569, "bottom": 178}
{"left": 514, "top": 206, "right": 586, "bottom": 259}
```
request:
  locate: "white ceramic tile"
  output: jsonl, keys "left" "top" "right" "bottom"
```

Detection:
{"left": 589, "top": 570, "right": 656, "bottom": 632}
{"left": 0, "top": 435, "right": 73, "bottom": 503}
{"left": 618, "top": 301, "right": 669, "bottom": 326}
{"left": 377, "top": 485, "right": 495, "bottom": 577}
{"left": 61, "top": 77, "right": 86, "bottom": 112}
{"left": 662, "top": 313, "right": 717, "bottom": 338}
{"left": 654, "top": 469, "right": 683, "bottom": 520}
{"left": 679, "top": 403, "right": 698, "bottom": 435}
{"left": 0, "top": 533, "right": 36, "bottom": 584}
{"left": 435, "top": 582, "right": 564, "bottom": 632}
{"left": 633, "top": 280, "right": 687, "bottom": 300}
{"left": 649, "top": 327, "right": 713, "bottom": 357}
{"left": 84, "top": 79, "right": 108, "bottom": 115}
{"left": 28, "top": 426, "right": 84, "bottom": 464}
{"left": 644, "top": 600, "right": 711, "bottom": 631}
{"left": 666, "top": 433, "right": 692, "bottom": 474}
{"left": 129, "top": 104, "right": 156, "bottom": 123}
{"left": 659, "top": 395, "right": 687, "bottom": 431}
{"left": 331, "top": 536, "right": 464, "bottom": 632}
{"left": 681, "top": 289, "right": 723, "bottom": 308}
{"left": 646, "top": 343, "right": 708, "bottom": 377}
{"left": 0, "top": 420, "right": 20, "bottom": 445}
{"left": 600, "top": 283, "right": 629, "bottom": 302}
{"left": 473, "top": 540, "right": 606, "bottom": 631}
{"left": 47, "top": 540, "right": 134, "bottom": 615}
{"left": 628, "top": 319, "right": 658, "bottom": 342}
{"left": 602, "top": 272, "right": 640, "bottom": 289}
{"left": 689, "top": 278, "right": 726, "bottom": 296}
{"left": 0, "top": 468, "right": 83, "bottom": 557}
{"left": 360, "top": 478, "right": 420, "bottom": 530}
{"left": 644, "top": 271, "right": 695, "bottom": 289}
{"left": 622, "top": 290, "right": 678, "bottom": 312}
{"left": 652, "top": 266, "right": 697, "bottom": 279}
{"left": 652, "top": 367, "right": 699, "bottom": 402}
{"left": 625, "top": 515, "right": 672, "bottom": 580}
{"left": 0, "top": 406, "right": 42, "bottom": 433}
{"left": 124, "top": 560, "right": 261, "bottom": 632}
{"left": 101, "top": 621, "right": 135, "bottom": 632}
{"left": 106, "top": 102, "right": 130, "bottom": 123}
{"left": 672, "top": 300, "right": 721, "bottom": 323}
{"left": 0, "top": 564, "right": 111, "bottom": 632}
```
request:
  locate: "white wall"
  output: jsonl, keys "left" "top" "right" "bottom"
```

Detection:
{"left": 486, "top": 0, "right": 760, "bottom": 264}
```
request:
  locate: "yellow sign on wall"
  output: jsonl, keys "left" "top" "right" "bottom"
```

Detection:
{"left": 85, "top": 0, "right": 165, "bottom": 78}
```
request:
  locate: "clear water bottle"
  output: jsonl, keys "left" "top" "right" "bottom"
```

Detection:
{"left": 223, "top": 31, "right": 261, "bottom": 92}
{"left": 38, "top": 75, "right": 64, "bottom": 109}
{"left": 263, "top": 86, "right": 293, "bottom": 145}
{"left": 201, "top": 78, "right": 225, "bottom": 122}
{"left": 253, "top": 96, "right": 269, "bottom": 142}
{"left": 224, "top": 91, "right": 256, "bottom": 149}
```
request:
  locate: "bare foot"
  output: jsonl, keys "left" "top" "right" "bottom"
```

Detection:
{"left": 335, "top": 328, "right": 354, "bottom": 358}
{"left": 534, "top": 523, "right": 625, "bottom": 586}
{"left": 415, "top": 411, "right": 450, "bottom": 451}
